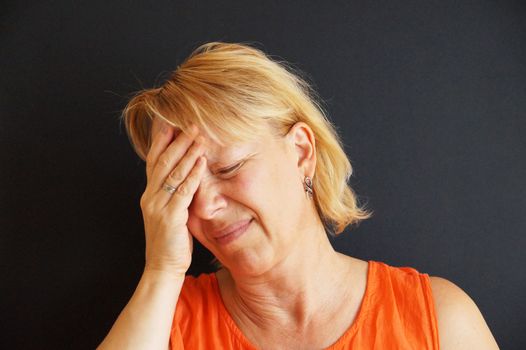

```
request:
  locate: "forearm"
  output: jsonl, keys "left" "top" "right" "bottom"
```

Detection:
{"left": 97, "top": 270, "right": 185, "bottom": 350}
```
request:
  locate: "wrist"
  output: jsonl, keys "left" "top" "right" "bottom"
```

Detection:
{"left": 142, "top": 266, "right": 187, "bottom": 284}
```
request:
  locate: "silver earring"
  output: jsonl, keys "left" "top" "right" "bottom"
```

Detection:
{"left": 304, "top": 176, "right": 313, "bottom": 199}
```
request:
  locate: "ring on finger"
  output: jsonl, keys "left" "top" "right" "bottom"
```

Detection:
{"left": 161, "top": 182, "right": 178, "bottom": 195}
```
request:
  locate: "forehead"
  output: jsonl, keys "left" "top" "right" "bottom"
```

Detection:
{"left": 201, "top": 135, "right": 254, "bottom": 164}
{"left": 151, "top": 117, "right": 272, "bottom": 166}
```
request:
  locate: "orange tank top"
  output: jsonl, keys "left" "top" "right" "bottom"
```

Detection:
{"left": 170, "top": 260, "right": 440, "bottom": 349}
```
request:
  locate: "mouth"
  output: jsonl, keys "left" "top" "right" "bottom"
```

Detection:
{"left": 213, "top": 219, "right": 253, "bottom": 245}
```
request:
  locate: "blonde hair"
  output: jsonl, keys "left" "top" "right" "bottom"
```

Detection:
{"left": 120, "top": 41, "right": 372, "bottom": 235}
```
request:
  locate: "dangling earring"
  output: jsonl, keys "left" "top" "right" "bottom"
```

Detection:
{"left": 304, "top": 176, "right": 313, "bottom": 199}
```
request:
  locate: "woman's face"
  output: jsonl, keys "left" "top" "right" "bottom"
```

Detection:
{"left": 152, "top": 118, "right": 316, "bottom": 277}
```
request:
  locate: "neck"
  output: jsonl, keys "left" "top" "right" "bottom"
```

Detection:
{"left": 217, "top": 217, "right": 353, "bottom": 335}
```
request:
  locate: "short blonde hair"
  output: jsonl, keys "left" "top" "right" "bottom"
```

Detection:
{"left": 120, "top": 41, "right": 372, "bottom": 235}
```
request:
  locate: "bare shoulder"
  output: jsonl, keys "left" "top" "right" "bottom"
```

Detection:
{"left": 429, "top": 276, "right": 500, "bottom": 349}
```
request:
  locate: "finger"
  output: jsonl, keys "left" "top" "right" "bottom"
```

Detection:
{"left": 165, "top": 156, "right": 207, "bottom": 215}
{"left": 150, "top": 127, "right": 201, "bottom": 192}
{"left": 146, "top": 122, "right": 195, "bottom": 184}
{"left": 155, "top": 137, "right": 205, "bottom": 199}
{"left": 145, "top": 121, "right": 177, "bottom": 182}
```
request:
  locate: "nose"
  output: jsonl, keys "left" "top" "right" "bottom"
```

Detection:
{"left": 190, "top": 174, "right": 228, "bottom": 220}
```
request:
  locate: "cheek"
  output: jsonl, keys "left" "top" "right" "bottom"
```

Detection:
{"left": 269, "top": 157, "right": 306, "bottom": 228}
{"left": 227, "top": 163, "right": 280, "bottom": 224}
{"left": 236, "top": 170, "right": 259, "bottom": 195}
{"left": 247, "top": 158, "right": 302, "bottom": 222}
{"left": 227, "top": 169, "right": 265, "bottom": 214}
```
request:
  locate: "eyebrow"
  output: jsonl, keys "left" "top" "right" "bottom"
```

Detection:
{"left": 208, "top": 152, "right": 255, "bottom": 173}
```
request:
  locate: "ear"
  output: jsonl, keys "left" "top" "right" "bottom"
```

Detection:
{"left": 285, "top": 122, "right": 316, "bottom": 178}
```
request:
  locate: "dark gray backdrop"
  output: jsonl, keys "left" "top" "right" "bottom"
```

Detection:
{"left": 2, "top": 1, "right": 525, "bottom": 349}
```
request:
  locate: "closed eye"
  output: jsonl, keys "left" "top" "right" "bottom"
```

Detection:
{"left": 219, "top": 161, "right": 244, "bottom": 175}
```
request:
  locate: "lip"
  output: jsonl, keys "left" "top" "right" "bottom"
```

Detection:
{"left": 212, "top": 219, "right": 252, "bottom": 245}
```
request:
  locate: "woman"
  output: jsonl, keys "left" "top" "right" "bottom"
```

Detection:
{"left": 99, "top": 42, "right": 499, "bottom": 349}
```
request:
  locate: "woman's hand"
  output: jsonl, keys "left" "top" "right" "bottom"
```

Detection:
{"left": 139, "top": 120, "right": 207, "bottom": 278}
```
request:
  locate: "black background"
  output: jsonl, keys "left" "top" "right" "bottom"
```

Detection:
{"left": 2, "top": 1, "right": 525, "bottom": 349}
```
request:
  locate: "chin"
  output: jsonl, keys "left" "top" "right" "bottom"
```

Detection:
{"left": 223, "top": 246, "right": 275, "bottom": 278}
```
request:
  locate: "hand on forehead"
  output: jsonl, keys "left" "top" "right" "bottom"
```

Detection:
{"left": 150, "top": 116, "right": 258, "bottom": 163}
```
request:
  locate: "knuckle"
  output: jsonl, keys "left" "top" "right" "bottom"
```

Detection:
{"left": 158, "top": 155, "right": 171, "bottom": 168}
{"left": 175, "top": 183, "right": 189, "bottom": 196}
{"left": 140, "top": 193, "right": 148, "bottom": 206}
{"left": 139, "top": 195, "right": 151, "bottom": 212}
{"left": 140, "top": 198, "right": 152, "bottom": 213}
{"left": 190, "top": 143, "right": 202, "bottom": 156}
{"left": 168, "top": 170, "right": 184, "bottom": 183}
